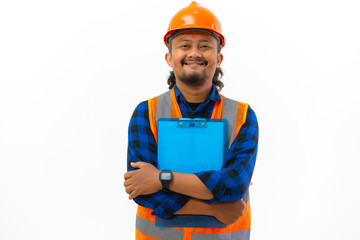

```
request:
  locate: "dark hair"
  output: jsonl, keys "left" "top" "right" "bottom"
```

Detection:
{"left": 167, "top": 67, "right": 224, "bottom": 92}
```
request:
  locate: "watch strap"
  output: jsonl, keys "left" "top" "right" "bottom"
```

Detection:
{"left": 159, "top": 170, "right": 173, "bottom": 191}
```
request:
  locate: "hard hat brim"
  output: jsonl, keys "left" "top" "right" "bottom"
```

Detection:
{"left": 165, "top": 28, "right": 222, "bottom": 47}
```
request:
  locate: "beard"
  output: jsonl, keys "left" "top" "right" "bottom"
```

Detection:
{"left": 178, "top": 71, "right": 208, "bottom": 86}
{"left": 178, "top": 58, "right": 209, "bottom": 86}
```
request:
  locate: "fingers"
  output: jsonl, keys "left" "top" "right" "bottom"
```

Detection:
{"left": 124, "top": 182, "right": 139, "bottom": 200}
{"left": 124, "top": 171, "right": 133, "bottom": 180}
{"left": 124, "top": 178, "right": 132, "bottom": 187}
{"left": 129, "top": 190, "right": 138, "bottom": 200}
{"left": 125, "top": 184, "right": 138, "bottom": 200}
{"left": 123, "top": 178, "right": 139, "bottom": 199}
{"left": 124, "top": 180, "right": 143, "bottom": 200}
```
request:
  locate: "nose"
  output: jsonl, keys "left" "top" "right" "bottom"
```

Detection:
{"left": 187, "top": 46, "right": 202, "bottom": 59}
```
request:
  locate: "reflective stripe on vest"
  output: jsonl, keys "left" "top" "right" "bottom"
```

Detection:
{"left": 136, "top": 214, "right": 250, "bottom": 240}
{"left": 136, "top": 88, "right": 250, "bottom": 240}
{"left": 191, "top": 229, "right": 250, "bottom": 240}
{"left": 156, "top": 90, "right": 171, "bottom": 122}
{"left": 136, "top": 215, "right": 184, "bottom": 240}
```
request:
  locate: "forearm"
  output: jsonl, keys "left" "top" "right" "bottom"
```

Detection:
{"left": 175, "top": 198, "right": 246, "bottom": 225}
{"left": 129, "top": 171, "right": 213, "bottom": 218}
{"left": 175, "top": 198, "right": 213, "bottom": 216}
{"left": 169, "top": 172, "right": 213, "bottom": 200}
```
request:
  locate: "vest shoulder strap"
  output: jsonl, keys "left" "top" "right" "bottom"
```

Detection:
{"left": 222, "top": 97, "right": 249, "bottom": 147}
{"left": 148, "top": 95, "right": 159, "bottom": 143}
{"left": 156, "top": 90, "right": 171, "bottom": 122}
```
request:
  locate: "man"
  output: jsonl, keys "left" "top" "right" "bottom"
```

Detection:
{"left": 124, "top": 2, "right": 258, "bottom": 239}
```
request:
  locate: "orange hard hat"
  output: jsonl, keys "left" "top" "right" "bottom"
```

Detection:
{"left": 164, "top": 1, "right": 225, "bottom": 48}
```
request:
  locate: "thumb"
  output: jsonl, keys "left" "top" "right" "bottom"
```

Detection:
{"left": 130, "top": 161, "right": 144, "bottom": 169}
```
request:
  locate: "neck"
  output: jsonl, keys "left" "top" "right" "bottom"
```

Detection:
{"left": 176, "top": 80, "right": 212, "bottom": 103}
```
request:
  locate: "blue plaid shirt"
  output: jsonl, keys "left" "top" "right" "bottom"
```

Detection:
{"left": 127, "top": 84, "right": 259, "bottom": 219}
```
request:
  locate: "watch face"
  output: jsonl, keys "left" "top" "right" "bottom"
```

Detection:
{"left": 162, "top": 172, "right": 171, "bottom": 180}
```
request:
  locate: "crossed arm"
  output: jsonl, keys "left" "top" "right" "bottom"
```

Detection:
{"left": 124, "top": 102, "right": 258, "bottom": 224}
{"left": 124, "top": 161, "right": 246, "bottom": 225}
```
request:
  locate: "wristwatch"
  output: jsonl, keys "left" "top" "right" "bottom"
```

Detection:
{"left": 159, "top": 170, "right": 173, "bottom": 191}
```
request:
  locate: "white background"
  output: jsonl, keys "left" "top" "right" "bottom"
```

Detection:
{"left": 1, "top": 0, "right": 359, "bottom": 239}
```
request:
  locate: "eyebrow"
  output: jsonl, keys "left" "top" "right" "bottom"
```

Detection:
{"left": 178, "top": 39, "right": 191, "bottom": 43}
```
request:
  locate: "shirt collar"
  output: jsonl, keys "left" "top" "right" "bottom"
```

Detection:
{"left": 173, "top": 83, "right": 222, "bottom": 103}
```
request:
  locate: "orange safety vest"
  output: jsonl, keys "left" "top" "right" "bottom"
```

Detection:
{"left": 136, "top": 88, "right": 251, "bottom": 240}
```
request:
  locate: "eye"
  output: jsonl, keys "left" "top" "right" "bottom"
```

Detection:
{"left": 200, "top": 45, "right": 210, "bottom": 49}
{"left": 180, "top": 45, "right": 189, "bottom": 48}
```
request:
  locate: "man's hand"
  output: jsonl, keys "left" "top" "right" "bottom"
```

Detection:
{"left": 211, "top": 199, "right": 246, "bottom": 225}
{"left": 124, "top": 162, "right": 161, "bottom": 200}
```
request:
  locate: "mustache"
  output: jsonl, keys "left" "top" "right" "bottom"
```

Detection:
{"left": 181, "top": 58, "right": 208, "bottom": 66}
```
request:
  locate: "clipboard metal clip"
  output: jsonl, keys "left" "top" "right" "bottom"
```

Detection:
{"left": 177, "top": 119, "right": 207, "bottom": 128}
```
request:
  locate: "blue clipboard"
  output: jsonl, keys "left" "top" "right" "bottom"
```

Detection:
{"left": 156, "top": 118, "right": 228, "bottom": 228}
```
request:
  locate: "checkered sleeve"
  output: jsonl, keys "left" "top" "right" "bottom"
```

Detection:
{"left": 194, "top": 106, "right": 259, "bottom": 203}
{"left": 127, "top": 101, "right": 190, "bottom": 219}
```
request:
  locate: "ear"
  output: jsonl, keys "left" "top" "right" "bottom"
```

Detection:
{"left": 216, "top": 53, "right": 223, "bottom": 68}
{"left": 165, "top": 52, "right": 173, "bottom": 67}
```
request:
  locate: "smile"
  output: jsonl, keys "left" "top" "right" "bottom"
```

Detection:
{"left": 182, "top": 59, "right": 208, "bottom": 66}
{"left": 185, "top": 62, "right": 204, "bottom": 66}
